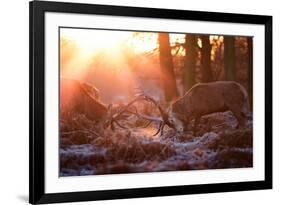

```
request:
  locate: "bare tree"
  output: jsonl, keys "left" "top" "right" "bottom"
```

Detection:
{"left": 224, "top": 36, "right": 236, "bottom": 80}
{"left": 247, "top": 37, "right": 253, "bottom": 111}
{"left": 158, "top": 33, "right": 179, "bottom": 101}
{"left": 183, "top": 34, "right": 196, "bottom": 92}
{"left": 200, "top": 35, "right": 213, "bottom": 82}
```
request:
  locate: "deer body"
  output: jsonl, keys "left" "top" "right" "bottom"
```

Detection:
{"left": 167, "top": 81, "right": 250, "bottom": 133}
{"left": 60, "top": 78, "right": 107, "bottom": 121}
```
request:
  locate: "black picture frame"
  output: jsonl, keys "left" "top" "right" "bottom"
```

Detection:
{"left": 29, "top": 0, "right": 272, "bottom": 204}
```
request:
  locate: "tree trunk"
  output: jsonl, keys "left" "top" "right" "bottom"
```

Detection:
{"left": 224, "top": 36, "right": 236, "bottom": 80}
{"left": 247, "top": 37, "right": 253, "bottom": 111}
{"left": 183, "top": 34, "right": 196, "bottom": 92}
{"left": 158, "top": 33, "right": 178, "bottom": 101}
{"left": 200, "top": 35, "right": 213, "bottom": 82}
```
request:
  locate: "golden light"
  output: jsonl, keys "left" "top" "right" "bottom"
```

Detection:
{"left": 127, "top": 32, "right": 159, "bottom": 54}
{"left": 60, "top": 28, "right": 132, "bottom": 56}
{"left": 170, "top": 34, "right": 185, "bottom": 45}
{"left": 61, "top": 29, "right": 187, "bottom": 56}
{"left": 60, "top": 30, "right": 198, "bottom": 79}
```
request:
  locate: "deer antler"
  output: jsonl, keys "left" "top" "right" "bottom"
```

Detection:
{"left": 107, "top": 87, "right": 171, "bottom": 136}
{"left": 134, "top": 88, "right": 173, "bottom": 136}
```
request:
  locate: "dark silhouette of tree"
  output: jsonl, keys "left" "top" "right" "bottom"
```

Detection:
{"left": 200, "top": 35, "right": 213, "bottom": 82}
{"left": 158, "top": 33, "right": 178, "bottom": 101}
{"left": 247, "top": 37, "right": 253, "bottom": 110}
{"left": 224, "top": 36, "right": 236, "bottom": 80}
{"left": 183, "top": 34, "right": 196, "bottom": 92}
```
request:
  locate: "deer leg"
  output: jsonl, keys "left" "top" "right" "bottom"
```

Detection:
{"left": 236, "top": 112, "right": 246, "bottom": 129}
{"left": 230, "top": 107, "right": 247, "bottom": 129}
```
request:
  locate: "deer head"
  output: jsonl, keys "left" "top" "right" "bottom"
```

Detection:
{"left": 166, "top": 104, "right": 187, "bottom": 134}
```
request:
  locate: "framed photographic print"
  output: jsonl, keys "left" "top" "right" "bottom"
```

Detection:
{"left": 29, "top": 0, "right": 272, "bottom": 204}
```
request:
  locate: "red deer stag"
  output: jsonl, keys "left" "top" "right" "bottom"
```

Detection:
{"left": 166, "top": 81, "right": 250, "bottom": 134}
{"left": 115, "top": 82, "right": 250, "bottom": 136}
{"left": 60, "top": 78, "right": 107, "bottom": 121}
{"left": 60, "top": 79, "right": 159, "bottom": 131}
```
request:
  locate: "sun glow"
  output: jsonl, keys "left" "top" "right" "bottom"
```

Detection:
{"left": 60, "top": 29, "right": 133, "bottom": 55}
{"left": 60, "top": 29, "right": 191, "bottom": 80}
{"left": 61, "top": 28, "right": 190, "bottom": 58}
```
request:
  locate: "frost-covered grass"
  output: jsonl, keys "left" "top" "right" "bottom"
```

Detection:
{"left": 59, "top": 111, "right": 253, "bottom": 176}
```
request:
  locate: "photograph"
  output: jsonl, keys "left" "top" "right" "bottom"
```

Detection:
{"left": 59, "top": 28, "right": 254, "bottom": 177}
{"left": 29, "top": 1, "right": 272, "bottom": 203}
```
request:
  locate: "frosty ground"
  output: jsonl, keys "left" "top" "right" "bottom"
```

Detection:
{"left": 60, "top": 111, "right": 252, "bottom": 176}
